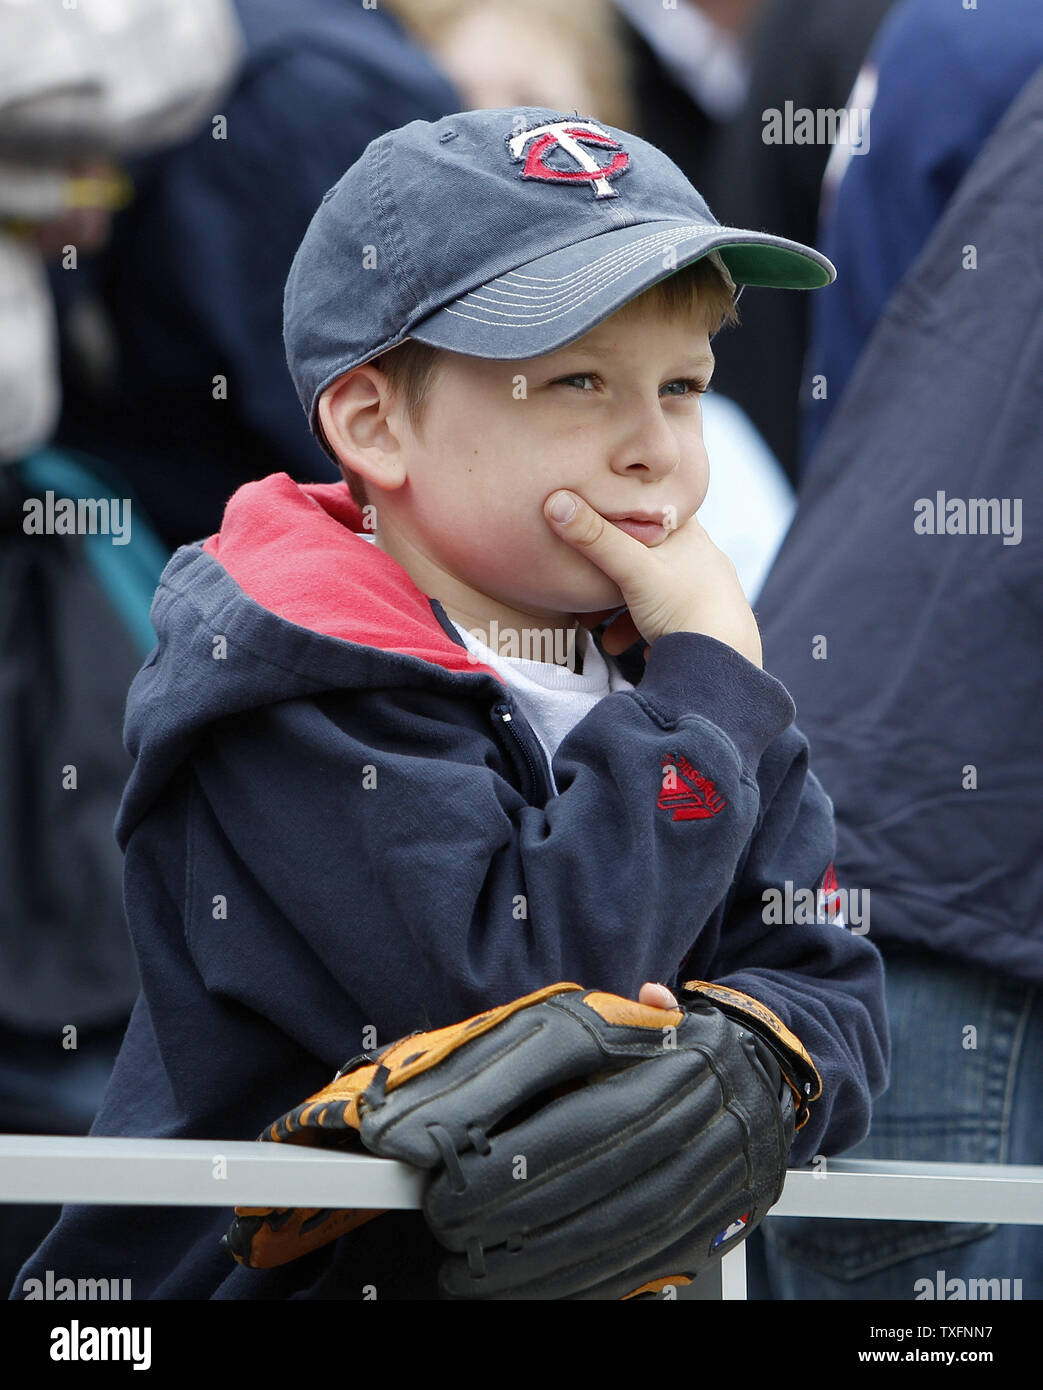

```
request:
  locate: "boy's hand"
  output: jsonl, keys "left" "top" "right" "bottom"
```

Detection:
{"left": 545, "top": 490, "right": 763, "bottom": 669}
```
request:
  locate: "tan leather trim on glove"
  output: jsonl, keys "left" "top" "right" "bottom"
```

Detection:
{"left": 267, "top": 981, "right": 585, "bottom": 1145}
{"left": 581, "top": 992, "right": 684, "bottom": 1030}
{"left": 621, "top": 1275, "right": 693, "bottom": 1299}
{"left": 679, "top": 979, "right": 822, "bottom": 1131}
{"left": 228, "top": 1207, "right": 381, "bottom": 1270}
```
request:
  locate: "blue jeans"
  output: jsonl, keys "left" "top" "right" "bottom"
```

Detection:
{"left": 749, "top": 950, "right": 1043, "bottom": 1300}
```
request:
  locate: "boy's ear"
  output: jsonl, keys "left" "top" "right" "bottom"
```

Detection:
{"left": 317, "top": 365, "right": 407, "bottom": 491}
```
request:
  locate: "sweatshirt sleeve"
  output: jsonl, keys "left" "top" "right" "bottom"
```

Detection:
{"left": 676, "top": 730, "right": 890, "bottom": 1166}
{"left": 182, "top": 632, "right": 803, "bottom": 1052}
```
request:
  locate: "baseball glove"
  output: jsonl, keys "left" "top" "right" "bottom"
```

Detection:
{"left": 224, "top": 980, "right": 820, "bottom": 1299}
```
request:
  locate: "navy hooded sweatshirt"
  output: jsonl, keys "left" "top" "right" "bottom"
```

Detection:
{"left": 12, "top": 472, "right": 888, "bottom": 1299}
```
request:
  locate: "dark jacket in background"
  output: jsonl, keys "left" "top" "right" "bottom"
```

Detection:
{"left": 52, "top": 0, "right": 460, "bottom": 550}
{"left": 616, "top": 16, "right": 723, "bottom": 202}
{"left": 704, "top": 0, "right": 896, "bottom": 482}
{"left": 755, "top": 60, "right": 1043, "bottom": 984}
{"left": 800, "top": 0, "right": 1043, "bottom": 471}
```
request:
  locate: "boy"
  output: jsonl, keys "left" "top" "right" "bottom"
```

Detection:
{"left": 12, "top": 108, "right": 887, "bottom": 1300}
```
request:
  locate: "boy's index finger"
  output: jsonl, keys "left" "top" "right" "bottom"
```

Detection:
{"left": 543, "top": 489, "right": 649, "bottom": 584}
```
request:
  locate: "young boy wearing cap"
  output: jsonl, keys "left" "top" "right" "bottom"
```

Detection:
{"left": 12, "top": 108, "right": 887, "bottom": 1301}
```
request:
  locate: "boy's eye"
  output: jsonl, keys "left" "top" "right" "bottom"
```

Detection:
{"left": 553, "top": 374, "right": 710, "bottom": 395}
{"left": 661, "top": 378, "right": 711, "bottom": 397}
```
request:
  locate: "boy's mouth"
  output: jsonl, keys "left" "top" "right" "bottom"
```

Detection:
{"left": 602, "top": 514, "right": 667, "bottom": 545}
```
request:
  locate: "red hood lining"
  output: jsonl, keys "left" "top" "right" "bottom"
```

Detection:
{"left": 201, "top": 473, "right": 504, "bottom": 681}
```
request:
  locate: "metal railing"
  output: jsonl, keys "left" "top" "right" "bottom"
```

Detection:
{"left": 3, "top": 1136, "right": 1042, "bottom": 1299}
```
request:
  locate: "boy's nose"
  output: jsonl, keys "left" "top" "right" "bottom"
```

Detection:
{"left": 610, "top": 436, "right": 682, "bottom": 483}
{"left": 608, "top": 397, "right": 686, "bottom": 480}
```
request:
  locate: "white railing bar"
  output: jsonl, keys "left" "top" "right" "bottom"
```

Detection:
{"left": 774, "top": 1160, "right": 1043, "bottom": 1224}
{"left": 719, "top": 1246, "right": 748, "bottom": 1299}
{"left": 1, "top": 1137, "right": 1042, "bottom": 1224}
{"left": 0, "top": 1136, "right": 425, "bottom": 1210}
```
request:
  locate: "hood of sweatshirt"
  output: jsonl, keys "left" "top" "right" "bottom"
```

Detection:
{"left": 115, "top": 472, "right": 510, "bottom": 847}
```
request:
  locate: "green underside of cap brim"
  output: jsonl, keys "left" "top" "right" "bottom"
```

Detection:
{"left": 714, "top": 243, "right": 833, "bottom": 289}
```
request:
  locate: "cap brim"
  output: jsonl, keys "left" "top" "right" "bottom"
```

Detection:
{"left": 407, "top": 219, "right": 835, "bottom": 360}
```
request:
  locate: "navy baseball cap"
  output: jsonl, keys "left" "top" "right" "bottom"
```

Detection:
{"left": 284, "top": 106, "right": 836, "bottom": 442}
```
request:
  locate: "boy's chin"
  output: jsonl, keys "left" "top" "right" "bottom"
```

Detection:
{"left": 569, "top": 584, "right": 626, "bottom": 624}
{"left": 497, "top": 565, "right": 622, "bottom": 625}
{"left": 549, "top": 574, "right": 625, "bottom": 620}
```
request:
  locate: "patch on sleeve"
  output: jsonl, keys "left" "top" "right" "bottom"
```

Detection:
{"left": 816, "top": 861, "right": 846, "bottom": 927}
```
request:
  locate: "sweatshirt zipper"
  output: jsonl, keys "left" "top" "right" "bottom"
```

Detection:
{"left": 494, "top": 703, "right": 543, "bottom": 802}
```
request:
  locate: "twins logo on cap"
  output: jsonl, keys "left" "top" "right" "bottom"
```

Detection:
{"left": 507, "top": 118, "right": 629, "bottom": 199}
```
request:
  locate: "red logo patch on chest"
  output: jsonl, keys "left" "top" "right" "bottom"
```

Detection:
{"left": 658, "top": 753, "right": 726, "bottom": 821}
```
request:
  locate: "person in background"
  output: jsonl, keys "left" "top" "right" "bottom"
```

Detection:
{"left": 799, "top": 0, "right": 1043, "bottom": 473}
{"left": 1, "top": 0, "right": 241, "bottom": 465}
{"left": 50, "top": 0, "right": 463, "bottom": 551}
{"left": 612, "top": 0, "right": 767, "bottom": 200}
{"left": 0, "top": 0, "right": 241, "bottom": 1294}
{"left": 387, "top": 0, "right": 634, "bottom": 132}
{"left": 704, "top": 0, "right": 897, "bottom": 482}
{"left": 747, "top": 5, "right": 1043, "bottom": 1298}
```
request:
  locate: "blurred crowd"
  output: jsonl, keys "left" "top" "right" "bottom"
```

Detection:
{"left": 2, "top": 0, "right": 1040, "bottom": 1301}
